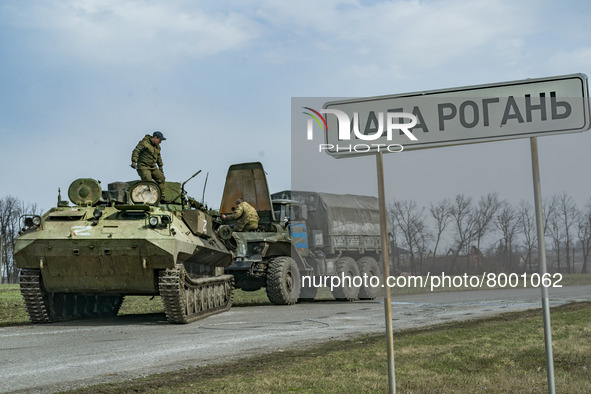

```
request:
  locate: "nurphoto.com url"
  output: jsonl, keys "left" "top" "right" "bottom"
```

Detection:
{"left": 302, "top": 272, "right": 564, "bottom": 293}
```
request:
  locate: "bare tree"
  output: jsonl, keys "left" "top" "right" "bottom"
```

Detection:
{"left": 416, "top": 228, "right": 432, "bottom": 274}
{"left": 555, "top": 192, "right": 578, "bottom": 273}
{"left": 578, "top": 198, "right": 591, "bottom": 274}
{"left": 1, "top": 196, "right": 39, "bottom": 283}
{"left": 1, "top": 197, "right": 15, "bottom": 283}
{"left": 0, "top": 198, "right": 4, "bottom": 283}
{"left": 471, "top": 193, "right": 501, "bottom": 272}
{"left": 429, "top": 199, "right": 452, "bottom": 270}
{"left": 473, "top": 193, "right": 501, "bottom": 251}
{"left": 517, "top": 200, "right": 537, "bottom": 272}
{"left": 388, "top": 220, "right": 402, "bottom": 273}
{"left": 1, "top": 196, "right": 19, "bottom": 283}
{"left": 542, "top": 197, "right": 555, "bottom": 236}
{"left": 449, "top": 194, "right": 477, "bottom": 273}
{"left": 494, "top": 200, "right": 521, "bottom": 273}
{"left": 390, "top": 200, "right": 430, "bottom": 275}
{"left": 545, "top": 195, "right": 564, "bottom": 272}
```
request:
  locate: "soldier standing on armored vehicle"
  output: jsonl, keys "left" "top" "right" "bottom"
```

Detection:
{"left": 131, "top": 131, "right": 166, "bottom": 188}
{"left": 222, "top": 198, "right": 259, "bottom": 231}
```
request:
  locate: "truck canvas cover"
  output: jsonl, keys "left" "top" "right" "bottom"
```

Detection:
{"left": 272, "top": 190, "right": 384, "bottom": 253}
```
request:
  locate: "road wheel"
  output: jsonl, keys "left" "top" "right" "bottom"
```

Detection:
{"left": 266, "top": 256, "right": 301, "bottom": 305}
{"left": 332, "top": 256, "right": 360, "bottom": 301}
{"left": 357, "top": 256, "right": 381, "bottom": 300}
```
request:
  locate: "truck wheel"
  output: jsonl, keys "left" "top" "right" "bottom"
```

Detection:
{"left": 332, "top": 256, "right": 360, "bottom": 301}
{"left": 357, "top": 257, "right": 381, "bottom": 300}
{"left": 266, "top": 256, "right": 301, "bottom": 305}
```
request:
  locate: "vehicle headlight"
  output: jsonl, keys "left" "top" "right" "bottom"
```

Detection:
{"left": 130, "top": 181, "right": 161, "bottom": 205}
{"left": 149, "top": 216, "right": 159, "bottom": 227}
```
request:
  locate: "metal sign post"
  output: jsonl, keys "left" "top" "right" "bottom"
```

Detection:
{"left": 376, "top": 151, "right": 396, "bottom": 393}
{"left": 530, "top": 137, "right": 556, "bottom": 394}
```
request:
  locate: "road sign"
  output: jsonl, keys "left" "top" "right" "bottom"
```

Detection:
{"left": 320, "top": 74, "right": 591, "bottom": 392}
{"left": 323, "top": 74, "right": 590, "bottom": 157}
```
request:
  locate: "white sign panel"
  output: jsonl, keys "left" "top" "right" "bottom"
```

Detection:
{"left": 323, "top": 74, "right": 590, "bottom": 157}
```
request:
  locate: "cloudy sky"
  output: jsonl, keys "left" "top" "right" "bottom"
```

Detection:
{"left": 1, "top": 0, "right": 591, "bottom": 212}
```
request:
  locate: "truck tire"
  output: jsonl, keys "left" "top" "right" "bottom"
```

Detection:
{"left": 332, "top": 256, "right": 360, "bottom": 301}
{"left": 357, "top": 256, "right": 381, "bottom": 300}
{"left": 266, "top": 256, "right": 301, "bottom": 305}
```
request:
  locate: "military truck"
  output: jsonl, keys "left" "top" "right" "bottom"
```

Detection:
{"left": 220, "top": 162, "right": 384, "bottom": 305}
{"left": 14, "top": 173, "right": 234, "bottom": 324}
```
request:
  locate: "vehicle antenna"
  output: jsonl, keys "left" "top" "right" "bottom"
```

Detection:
{"left": 181, "top": 170, "right": 202, "bottom": 210}
{"left": 201, "top": 172, "right": 209, "bottom": 205}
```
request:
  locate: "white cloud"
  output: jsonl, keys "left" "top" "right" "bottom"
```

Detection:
{"left": 4, "top": 0, "right": 260, "bottom": 66}
{"left": 1, "top": 0, "right": 539, "bottom": 75}
{"left": 257, "top": 0, "right": 536, "bottom": 61}
{"left": 240, "top": 0, "right": 541, "bottom": 92}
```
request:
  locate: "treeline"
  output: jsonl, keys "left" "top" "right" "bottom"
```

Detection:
{"left": 2, "top": 192, "right": 590, "bottom": 283}
{"left": 389, "top": 192, "right": 591, "bottom": 276}
{"left": 0, "top": 196, "right": 38, "bottom": 283}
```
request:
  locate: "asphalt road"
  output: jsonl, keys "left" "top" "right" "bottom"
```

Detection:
{"left": 1, "top": 285, "right": 591, "bottom": 393}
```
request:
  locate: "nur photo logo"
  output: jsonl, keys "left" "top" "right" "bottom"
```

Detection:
{"left": 302, "top": 107, "right": 418, "bottom": 153}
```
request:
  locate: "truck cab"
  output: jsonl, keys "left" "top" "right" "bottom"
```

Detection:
{"left": 272, "top": 199, "right": 309, "bottom": 258}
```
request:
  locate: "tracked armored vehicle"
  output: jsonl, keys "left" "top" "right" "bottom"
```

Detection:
{"left": 14, "top": 172, "right": 234, "bottom": 324}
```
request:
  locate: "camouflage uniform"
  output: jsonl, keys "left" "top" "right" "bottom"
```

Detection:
{"left": 227, "top": 201, "right": 259, "bottom": 231}
{"left": 132, "top": 134, "right": 165, "bottom": 187}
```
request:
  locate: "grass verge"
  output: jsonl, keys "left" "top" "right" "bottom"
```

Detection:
{"left": 71, "top": 301, "right": 591, "bottom": 393}
{"left": 0, "top": 284, "right": 29, "bottom": 325}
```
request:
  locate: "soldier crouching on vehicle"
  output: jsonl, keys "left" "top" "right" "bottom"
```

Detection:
{"left": 131, "top": 131, "right": 166, "bottom": 188}
{"left": 222, "top": 198, "right": 259, "bottom": 231}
